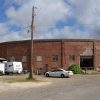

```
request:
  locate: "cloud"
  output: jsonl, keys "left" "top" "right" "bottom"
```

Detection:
{"left": 5, "top": 3, "right": 32, "bottom": 26}
{"left": 5, "top": 0, "right": 70, "bottom": 27}
{"left": 0, "top": 23, "right": 9, "bottom": 35}
{"left": 4, "top": 0, "right": 71, "bottom": 41}
{"left": 68, "top": 0, "right": 100, "bottom": 38}
{"left": 35, "top": 26, "right": 90, "bottom": 39}
{"left": 0, "top": 29, "right": 31, "bottom": 43}
{"left": 0, "top": 0, "right": 100, "bottom": 42}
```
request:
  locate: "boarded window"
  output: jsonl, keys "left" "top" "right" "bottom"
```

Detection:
{"left": 52, "top": 55, "right": 58, "bottom": 62}
{"left": 10, "top": 56, "right": 15, "bottom": 61}
{"left": 36, "top": 56, "right": 42, "bottom": 61}
{"left": 69, "top": 55, "right": 75, "bottom": 61}
{"left": 22, "top": 56, "right": 27, "bottom": 62}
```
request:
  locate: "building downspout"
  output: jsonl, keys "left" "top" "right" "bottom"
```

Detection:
{"left": 61, "top": 40, "right": 63, "bottom": 68}
{"left": 61, "top": 40, "right": 66, "bottom": 68}
{"left": 93, "top": 41, "right": 96, "bottom": 69}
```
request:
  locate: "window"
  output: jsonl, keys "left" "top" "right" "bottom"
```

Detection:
{"left": 69, "top": 55, "right": 75, "bottom": 61}
{"left": 10, "top": 56, "right": 15, "bottom": 61}
{"left": 22, "top": 56, "right": 27, "bottom": 62}
{"left": 9, "top": 64, "right": 13, "bottom": 67}
{"left": 51, "top": 69, "right": 62, "bottom": 72}
{"left": 55, "top": 69, "right": 62, "bottom": 72}
{"left": 52, "top": 55, "right": 58, "bottom": 62}
{"left": 36, "top": 56, "right": 42, "bottom": 61}
{"left": 51, "top": 70, "right": 57, "bottom": 72}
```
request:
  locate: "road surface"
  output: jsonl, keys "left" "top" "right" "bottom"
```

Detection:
{"left": 0, "top": 74, "right": 100, "bottom": 100}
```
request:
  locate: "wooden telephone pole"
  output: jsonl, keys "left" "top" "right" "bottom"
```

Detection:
{"left": 29, "top": 6, "right": 35, "bottom": 79}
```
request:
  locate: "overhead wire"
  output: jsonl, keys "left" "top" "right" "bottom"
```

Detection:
{"left": 0, "top": 25, "right": 31, "bottom": 36}
{"left": 1, "top": 21, "right": 100, "bottom": 36}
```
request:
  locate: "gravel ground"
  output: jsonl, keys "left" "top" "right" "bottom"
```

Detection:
{"left": 0, "top": 74, "right": 51, "bottom": 93}
{"left": 0, "top": 82, "right": 51, "bottom": 93}
{"left": 0, "top": 74, "right": 100, "bottom": 100}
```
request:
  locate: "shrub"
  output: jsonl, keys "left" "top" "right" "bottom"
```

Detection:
{"left": 69, "top": 64, "right": 83, "bottom": 74}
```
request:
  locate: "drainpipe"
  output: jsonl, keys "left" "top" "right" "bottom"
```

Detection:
{"left": 61, "top": 40, "right": 63, "bottom": 68}
{"left": 61, "top": 40, "right": 66, "bottom": 69}
{"left": 93, "top": 41, "right": 96, "bottom": 69}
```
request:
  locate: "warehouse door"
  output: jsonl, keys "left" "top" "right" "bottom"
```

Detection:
{"left": 80, "top": 56, "right": 93, "bottom": 68}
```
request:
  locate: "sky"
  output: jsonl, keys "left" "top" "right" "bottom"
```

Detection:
{"left": 0, "top": 0, "right": 100, "bottom": 42}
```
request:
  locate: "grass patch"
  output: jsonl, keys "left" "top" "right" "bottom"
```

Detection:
{"left": 0, "top": 75, "right": 46, "bottom": 83}
{"left": 0, "top": 78, "right": 42, "bottom": 83}
{"left": 0, "top": 79, "right": 45, "bottom": 83}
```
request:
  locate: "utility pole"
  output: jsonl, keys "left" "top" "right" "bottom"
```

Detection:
{"left": 29, "top": 6, "right": 35, "bottom": 79}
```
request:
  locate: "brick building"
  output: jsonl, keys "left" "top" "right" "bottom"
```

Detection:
{"left": 0, "top": 39, "right": 100, "bottom": 74}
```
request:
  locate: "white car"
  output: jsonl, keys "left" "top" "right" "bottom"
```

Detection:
{"left": 45, "top": 68, "right": 73, "bottom": 78}
{"left": 67, "top": 71, "right": 74, "bottom": 76}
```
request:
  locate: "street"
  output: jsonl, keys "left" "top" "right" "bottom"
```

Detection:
{"left": 0, "top": 74, "right": 100, "bottom": 100}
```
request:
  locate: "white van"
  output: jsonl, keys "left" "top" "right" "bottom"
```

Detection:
{"left": 5, "top": 62, "right": 23, "bottom": 74}
{"left": 0, "top": 63, "right": 5, "bottom": 75}
{"left": 0, "top": 58, "right": 7, "bottom": 75}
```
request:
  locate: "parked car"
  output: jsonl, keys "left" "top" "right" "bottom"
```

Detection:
{"left": 45, "top": 68, "right": 73, "bottom": 78}
{"left": 67, "top": 70, "right": 74, "bottom": 76}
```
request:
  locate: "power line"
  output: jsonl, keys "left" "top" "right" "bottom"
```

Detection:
{"left": 0, "top": 25, "right": 31, "bottom": 36}
{"left": 1, "top": 22, "right": 100, "bottom": 36}
{"left": 34, "top": 23, "right": 100, "bottom": 29}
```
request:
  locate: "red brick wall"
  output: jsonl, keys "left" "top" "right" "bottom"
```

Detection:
{"left": 63, "top": 41, "right": 93, "bottom": 69}
{"left": 94, "top": 42, "right": 100, "bottom": 69}
{"left": 33, "top": 41, "right": 62, "bottom": 72}
{"left": 0, "top": 44, "right": 7, "bottom": 58}
{"left": 6, "top": 42, "right": 30, "bottom": 70}
{"left": 0, "top": 39, "right": 100, "bottom": 73}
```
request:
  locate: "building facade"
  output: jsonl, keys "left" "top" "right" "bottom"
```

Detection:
{"left": 0, "top": 39, "right": 100, "bottom": 74}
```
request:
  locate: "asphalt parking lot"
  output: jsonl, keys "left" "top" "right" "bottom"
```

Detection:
{"left": 0, "top": 74, "right": 100, "bottom": 100}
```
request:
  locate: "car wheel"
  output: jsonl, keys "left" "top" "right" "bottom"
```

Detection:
{"left": 46, "top": 73, "right": 49, "bottom": 77}
{"left": 61, "top": 74, "right": 65, "bottom": 78}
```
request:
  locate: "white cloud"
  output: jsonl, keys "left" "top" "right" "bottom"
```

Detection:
{"left": 5, "top": 0, "right": 70, "bottom": 27}
{"left": 5, "top": 4, "right": 32, "bottom": 26}
{"left": 3, "top": 0, "right": 71, "bottom": 41}
{"left": 69, "top": 0, "right": 100, "bottom": 38}
{"left": 0, "top": 23, "right": 9, "bottom": 35}
{"left": 70, "top": 0, "right": 100, "bottom": 23}
{"left": 35, "top": 26, "right": 90, "bottom": 39}
{"left": 1, "top": 0, "right": 100, "bottom": 42}
{"left": 0, "top": 29, "right": 31, "bottom": 43}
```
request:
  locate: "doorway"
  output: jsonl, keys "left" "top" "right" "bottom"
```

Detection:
{"left": 44, "top": 64, "right": 48, "bottom": 74}
{"left": 80, "top": 56, "right": 93, "bottom": 69}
